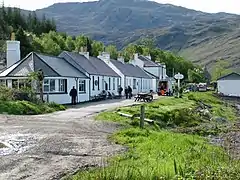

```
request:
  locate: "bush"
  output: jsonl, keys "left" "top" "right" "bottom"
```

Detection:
{"left": 0, "top": 100, "right": 66, "bottom": 115}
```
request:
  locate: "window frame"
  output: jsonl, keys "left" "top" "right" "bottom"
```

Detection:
{"left": 79, "top": 79, "right": 86, "bottom": 94}
{"left": 133, "top": 79, "right": 137, "bottom": 89}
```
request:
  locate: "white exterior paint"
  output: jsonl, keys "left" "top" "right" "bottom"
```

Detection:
{"left": 89, "top": 75, "right": 120, "bottom": 97}
{"left": 7, "top": 41, "right": 21, "bottom": 68}
{"left": 217, "top": 79, "right": 240, "bottom": 97}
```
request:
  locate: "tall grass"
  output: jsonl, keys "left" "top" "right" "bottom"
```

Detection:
{"left": 70, "top": 128, "right": 240, "bottom": 180}
{"left": 67, "top": 92, "right": 240, "bottom": 180}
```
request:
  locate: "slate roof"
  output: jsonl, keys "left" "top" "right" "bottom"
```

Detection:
{"left": 59, "top": 51, "right": 120, "bottom": 77}
{"left": 110, "top": 59, "right": 152, "bottom": 79}
{"left": 0, "top": 52, "right": 88, "bottom": 78}
{"left": 217, "top": 72, "right": 240, "bottom": 81}
{"left": 138, "top": 55, "right": 161, "bottom": 67}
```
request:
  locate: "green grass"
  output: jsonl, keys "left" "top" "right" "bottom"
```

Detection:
{"left": 70, "top": 128, "right": 240, "bottom": 180}
{"left": 67, "top": 92, "right": 240, "bottom": 180}
{"left": 0, "top": 100, "right": 66, "bottom": 115}
{"left": 0, "top": 143, "right": 5, "bottom": 148}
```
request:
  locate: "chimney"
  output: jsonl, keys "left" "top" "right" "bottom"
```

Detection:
{"left": 6, "top": 40, "right": 21, "bottom": 68}
{"left": 79, "top": 46, "right": 89, "bottom": 59}
{"left": 146, "top": 54, "right": 151, "bottom": 60}
{"left": 98, "top": 52, "right": 110, "bottom": 63}
{"left": 117, "top": 56, "right": 124, "bottom": 63}
{"left": 134, "top": 53, "right": 138, "bottom": 61}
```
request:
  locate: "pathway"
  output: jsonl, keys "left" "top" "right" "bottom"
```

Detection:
{"left": 0, "top": 98, "right": 141, "bottom": 180}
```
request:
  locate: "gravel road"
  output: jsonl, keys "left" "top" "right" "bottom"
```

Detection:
{"left": 0, "top": 99, "right": 140, "bottom": 180}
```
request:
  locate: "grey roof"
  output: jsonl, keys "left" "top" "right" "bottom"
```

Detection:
{"left": 217, "top": 72, "right": 240, "bottom": 81}
{"left": 36, "top": 53, "right": 87, "bottom": 78}
{"left": 110, "top": 59, "right": 152, "bottom": 79}
{"left": 59, "top": 51, "right": 120, "bottom": 77}
{"left": 138, "top": 55, "right": 161, "bottom": 67}
{"left": 0, "top": 52, "right": 88, "bottom": 78}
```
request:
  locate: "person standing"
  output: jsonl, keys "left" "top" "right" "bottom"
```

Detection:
{"left": 128, "top": 86, "right": 132, "bottom": 99}
{"left": 124, "top": 87, "right": 128, "bottom": 99}
{"left": 118, "top": 86, "right": 123, "bottom": 97}
{"left": 69, "top": 86, "right": 77, "bottom": 105}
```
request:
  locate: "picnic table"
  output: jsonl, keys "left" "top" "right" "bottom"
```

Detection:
{"left": 134, "top": 92, "right": 153, "bottom": 102}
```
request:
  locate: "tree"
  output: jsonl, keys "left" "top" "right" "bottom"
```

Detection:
{"left": 188, "top": 68, "right": 205, "bottom": 83}
{"left": 28, "top": 69, "right": 44, "bottom": 102}
{"left": 15, "top": 27, "right": 33, "bottom": 58}
{"left": 91, "top": 41, "right": 104, "bottom": 57}
{"left": 65, "top": 36, "right": 75, "bottom": 51}
{"left": 106, "top": 45, "right": 118, "bottom": 59}
{"left": 212, "top": 60, "right": 232, "bottom": 81}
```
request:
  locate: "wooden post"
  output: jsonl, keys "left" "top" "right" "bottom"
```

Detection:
{"left": 140, "top": 105, "right": 145, "bottom": 128}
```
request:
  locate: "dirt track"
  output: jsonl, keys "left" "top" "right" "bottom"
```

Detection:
{"left": 0, "top": 99, "right": 139, "bottom": 180}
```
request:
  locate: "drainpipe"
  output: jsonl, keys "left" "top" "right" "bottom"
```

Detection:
{"left": 89, "top": 75, "right": 91, "bottom": 100}
{"left": 75, "top": 77, "right": 79, "bottom": 103}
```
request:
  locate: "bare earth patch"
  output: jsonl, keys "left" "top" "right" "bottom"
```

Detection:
{"left": 0, "top": 99, "right": 139, "bottom": 180}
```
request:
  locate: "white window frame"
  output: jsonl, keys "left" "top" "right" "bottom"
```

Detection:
{"left": 43, "top": 79, "right": 66, "bottom": 93}
{"left": 79, "top": 79, "right": 86, "bottom": 93}
{"left": 113, "top": 78, "right": 116, "bottom": 90}
{"left": 133, "top": 79, "right": 137, "bottom": 89}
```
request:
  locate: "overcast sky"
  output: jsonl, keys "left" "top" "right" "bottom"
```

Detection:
{"left": 3, "top": 0, "right": 240, "bottom": 14}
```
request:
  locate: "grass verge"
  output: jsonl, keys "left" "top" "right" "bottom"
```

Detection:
{"left": 0, "top": 100, "right": 66, "bottom": 115}
{"left": 68, "top": 92, "right": 240, "bottom": 180}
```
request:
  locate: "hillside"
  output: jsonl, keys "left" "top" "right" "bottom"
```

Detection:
{"left": 35, "top": 0, "right": 240, "bottom": 71}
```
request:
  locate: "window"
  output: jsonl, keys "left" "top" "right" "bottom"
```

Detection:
{"left": 117, "top": 78, "right": 119, "bottom": 87}
{"left": 92, "top": 76, "right": 95, "bottom": 90}
{"left": 133, "top": 79, "right": 137, "bottom": 89}
{"left": 50, "top": 80, "right": 56, "bottom": 92}
{"left": 58, "top": 79, "right": 65, "bottom": 92}
{"left": 43, "top": 80, "right": 50, "bottom": 92}
{"left": 109, "top": 78, "right": 111, "bottom": 90}
{"left": 113, "top": 78, "right": 116, "bottom": 90}
{"left": 79, "top": 80, "right": 86, "bottom": 93}
{"left": 98, "top": 77, "right": 100, "bottom": 90}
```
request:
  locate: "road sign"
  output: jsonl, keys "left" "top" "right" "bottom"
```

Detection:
{"left": 174, "top": 73, "right": 184, "bottom": 80}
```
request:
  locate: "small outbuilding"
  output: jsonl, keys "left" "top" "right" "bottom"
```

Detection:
{"left": 217, "top": 72, "right": 240, "bottom": 97}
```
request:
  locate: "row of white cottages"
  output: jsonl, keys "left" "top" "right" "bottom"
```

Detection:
{"left": 0, "top": 41, "right": 172, "bottom": 104}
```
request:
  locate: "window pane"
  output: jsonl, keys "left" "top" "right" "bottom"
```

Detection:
{"left": 44, "top": 79, "right": 49, "bottom": 85}
{"left": 113, "top": 78, "right": 115, "bottom": 90}
{"left": 50, "top": 80, "right": 56, "bottom": 92}
{"left": 79, "top": 80, "right": 86, "bottom": 93}
{"left": 12, "top": 79, "right": 18, "bottom": 89}
{"left": 58, "top": 79, "right": 65, "bottom": 92}
{"left": 44, "top": 85, "right": 49, "bottom": 92}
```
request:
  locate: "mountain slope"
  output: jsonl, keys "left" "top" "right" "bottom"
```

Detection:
{"left": 23, "top": 0, "right": 240, "bottom": 70}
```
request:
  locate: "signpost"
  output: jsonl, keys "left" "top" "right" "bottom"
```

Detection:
{"left": 174, "top": 73, "right": 184, "bottom": 98}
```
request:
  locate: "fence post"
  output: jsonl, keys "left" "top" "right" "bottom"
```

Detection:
{"left": 140, "top": 105, "right": 145, "bottom": 128}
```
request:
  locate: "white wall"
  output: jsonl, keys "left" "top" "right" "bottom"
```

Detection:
{"left": 144, "top": 67, "right": 162, "bottom": 80}
{"left": 7, "top": 41, "right": 21, "bottom": 68}
{"left": 218, "top": 80, "right": 240, "bottom": 97}
{"left": 44, "top": 77, "right": 89, "bottom": 104}
{"left": 90, "top": 75, "right": 120, "bottom": 96}
{"left": 103, "top": 60, "right": 125, "bottom": 89}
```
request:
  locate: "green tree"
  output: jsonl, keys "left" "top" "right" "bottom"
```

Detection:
{"left": 91, "top": 41, "right": 104, "bottom": 57}
{"left": 15, "top": 27, "right": 33, "bottom": 58}
{"left": 212, "top": 60, "right": 232, "bottom": 81}
{"left": 65, "top": 36, "right": 75, "bottom": 51}
{"left": 188, "top": 68, "right": 205, "bottom": 83}
{"left": 106, "top": 45, "right": 118, "bottom": 59}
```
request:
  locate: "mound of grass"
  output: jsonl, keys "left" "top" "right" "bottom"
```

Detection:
{"left": 0, "top": 143, "right": 5, "bottom": 148}
{"left": 70, "top": 128, "right": 240, "bottom": 180}
{"left": 0, "top": 100, "right": 66, "bottom": 115}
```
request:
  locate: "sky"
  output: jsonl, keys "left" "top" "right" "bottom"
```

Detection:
{"left": 2, "top": 0, "right": 240, "bottom": 14}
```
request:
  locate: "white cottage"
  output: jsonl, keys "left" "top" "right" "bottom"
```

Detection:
{"left": 98, "top": 52, "right": 153, "bottom": 94}
{"left": 131, "top": 53, "right": 173, "bottom": 93}
{"left": 59, "top": 51, "right": 121, "bottom": 99}
{"left": 0, "top": 46, "right": 90, "bottom": 104}
{"left": 217, "top": 72, "right": 240, "bottom": 97}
